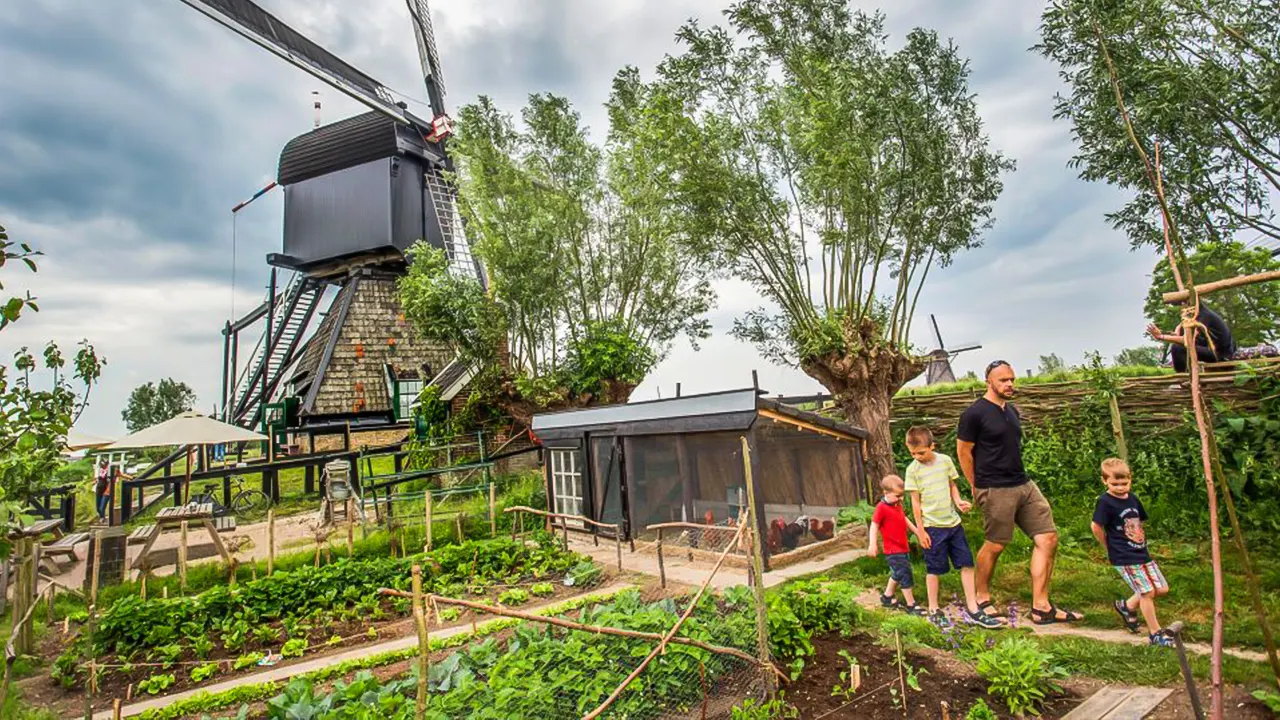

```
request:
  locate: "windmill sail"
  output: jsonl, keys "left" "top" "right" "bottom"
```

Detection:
{"left": 405, "top": 0, "right": 447, "bottom": 117}
{"left": 176, "top": 0, "right": 410, "bottom": 125}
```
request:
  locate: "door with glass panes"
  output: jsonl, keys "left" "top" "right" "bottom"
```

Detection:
{"left": 549, "top": 447, "right": 586, "bottom": 528}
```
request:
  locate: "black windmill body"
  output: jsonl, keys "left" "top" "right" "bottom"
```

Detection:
{"left": 185, "top": 0, "right": 484, "bottom": 432}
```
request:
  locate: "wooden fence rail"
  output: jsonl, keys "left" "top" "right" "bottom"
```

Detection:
{"left": 503, "top": 506, "right": 627, "bottom": 570}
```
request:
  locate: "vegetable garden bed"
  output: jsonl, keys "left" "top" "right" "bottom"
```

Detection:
{"left": 43, "top": 533, "right": 596, "bottom": 708}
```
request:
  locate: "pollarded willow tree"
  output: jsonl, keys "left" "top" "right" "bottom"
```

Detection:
{"left": 399, "top": 91, "right": 714, "bottom": 423}
{"left": 1038, "top": 0, "right": 1280, "bottom": 251}
{"left": 626, "top": 0, "right": 1013, "bottom": 478}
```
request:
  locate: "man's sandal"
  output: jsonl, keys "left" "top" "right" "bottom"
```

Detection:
{"left": 1030, "top": 603, "right": 1083, "bottom": 625}
{"left": 976, "top": 600, "right": 1006, "bottom": 619}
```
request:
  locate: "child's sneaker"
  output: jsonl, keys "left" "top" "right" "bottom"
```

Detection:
{"left": 929, "top": 610, "right": 952, "bottom": 629}
{"left": 1113, "top": 599, "right": 1141, "bottom": 633}
{"left": 1149, "top": 629, "right": 1175, "bottom": 648}
{"left": 963, "top": 608, "right": 1003, "bottom": 629}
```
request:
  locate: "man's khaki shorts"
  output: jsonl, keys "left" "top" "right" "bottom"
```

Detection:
{"left": 973, "top": 481, "right": 1056, "bottom": 545}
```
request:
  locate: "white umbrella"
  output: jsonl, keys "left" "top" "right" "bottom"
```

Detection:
{"left": 64, "top": 429, "right": 116, "bottom": 452}
{"left": 105, "top": 411, "right": 266, "bottom": 449}
{"left": 105, "top": 411, "right": 268, "bottom": 504}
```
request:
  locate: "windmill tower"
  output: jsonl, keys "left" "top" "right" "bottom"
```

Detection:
{"left": 925, "top": 314, "right": 982, "bottom": 385}
{"left": 183, "top": 0, "right": 484, "bottom": 432}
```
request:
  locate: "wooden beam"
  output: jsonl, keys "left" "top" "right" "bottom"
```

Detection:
{"left": 1162, "top": 270, "right": 1280, "bottom": 304}
{"left": 757, "top": 409, "right": 858, "bottom": 442}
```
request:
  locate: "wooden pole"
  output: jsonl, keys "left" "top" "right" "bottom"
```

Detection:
{"left": 656, "top": 529, "right": 666, "bottom": 588}
{"left": 85, "top": 531, "right": 103, "bottom": 720}
{"left": 346, "top": 500, "right": 355, "bottom": 557}
{"left": 178, "top": 521, "right": 188, "bottom": 594}
{"left": 489, "top": 482, "right": 496, "bottom": 537}
{"left": 1108, "top": 394, "right": 1128, "bottom": 462}
{"left": 11, "top": 541, "right": 26, "bottom": 657}
{"left": 267, "top": 509, "right": 276, "bottom": 576}
{"left": 455, "top": 513, "right": 464, "bottom": 544}
{"left": 412, "top": 565, "right": 428, "bottom": 719}
{"left": 424, "top": 491, "right": 433, "bottom": 552}
{"left": 740, "top": 436, "right": 775, "bottom": 694}
{"left": 615, "top": 523, "right": 622, "bottom": 571}
{"left": 113, "top": 698, "right": 123, "bottom": 720}
{"left": 1162, "top": 270, "right": 1280, "bottom": 304}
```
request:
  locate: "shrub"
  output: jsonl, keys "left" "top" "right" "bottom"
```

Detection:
{"left": 975, "top": 637, "right": 1067, "bottom": 716}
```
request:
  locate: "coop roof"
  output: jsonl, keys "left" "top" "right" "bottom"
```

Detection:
{"left": 288, "top": 269, "right": 453, "bottom": 418}
{"left": 530, "top": 388, "right": 868, "bottom": 441}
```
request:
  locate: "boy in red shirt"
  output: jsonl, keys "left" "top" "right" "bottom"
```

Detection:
{"left": 868, "top": 475, "right": 927, "bottom": 614}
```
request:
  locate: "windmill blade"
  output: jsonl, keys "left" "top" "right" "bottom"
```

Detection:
{"left": 930, "top": 314, "right": 946, "bottom": 351}
{"left": 948, "top": 342, "right": 983, "bottom": 355}
{"left": 405, "top": 0, "right": 447, "bottom": 118}
{"left": 176, "top": 0, "right": 411, "bottom": 125}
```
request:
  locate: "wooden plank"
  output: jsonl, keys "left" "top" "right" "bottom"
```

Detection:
{"left": 1101, "top": 688, "right": 1175, "bottom": 720}
{"left": 1062, "top": 687, "right": 1135, "bottom": 720}
{"left": 201, "top": 519, "right": 233, "bottom": 565}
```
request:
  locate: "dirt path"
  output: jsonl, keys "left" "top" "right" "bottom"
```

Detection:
{"left": 87, "top": 580, "right": 637, "bottom": 720}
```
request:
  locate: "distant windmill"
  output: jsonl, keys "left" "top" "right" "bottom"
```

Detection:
{"left": 925, "top": 314, "right": 982, "bottom": 385}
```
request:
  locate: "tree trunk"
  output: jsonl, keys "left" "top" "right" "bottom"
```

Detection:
{"left": 800, "top": 318, "right": 925, "bottom": 485}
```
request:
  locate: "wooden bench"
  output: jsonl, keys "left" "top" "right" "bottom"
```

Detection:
{"left": 43, "top": 532, "right": 90, "bottom": 560}
{"left": 128, "top": 524, "right": 158, "bottom": 546}
{"left": 212, "top": 516, "right": 237, "bottom": 533}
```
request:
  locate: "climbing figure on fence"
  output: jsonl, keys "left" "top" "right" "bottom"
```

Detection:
{"left": 956, "top": 360, "right": 1082, "bottom": 626}
{"left": 1147, "top": 301, "right": 1237, "bottom": 372}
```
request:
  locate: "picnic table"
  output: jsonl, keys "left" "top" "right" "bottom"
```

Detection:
{"left": 131, "top": 502, "right": 233, "bottom": 571}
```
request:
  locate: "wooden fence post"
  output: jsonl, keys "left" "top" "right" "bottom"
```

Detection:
{"left": 424, "top": 492, "right": 433, "bottom": 552}
{"left": 267, "top": 509, "right": 276, "bottom": 576}
{"left": 615, "top": 523, "right": 622, "bottom": 571}
{"left": 1108, "top": 394, "right": 1129, "bottom": 462}
{"left": 740, "top": 436, "right": 775, "bottom": 694}
{"left": 656, "top": 529, "right": 666, "bottom": 589}
{"left": 412, "top": 565, "right": 429, "bottom": 717}
{"left": 489, "top": 482, "right": 496, "bottom": 537}
{"left": 178, "top": 521, "right": 189, "bottom": 594}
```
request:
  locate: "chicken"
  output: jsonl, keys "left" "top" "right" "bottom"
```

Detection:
{"left": 703, "top": 510, "right": 715, "bottom": 526}
{"left": 809, "top": 517, "right": 835, "bottom": 541}
{"left": 780, "top": 520, "right": 805, "bottom": 550}
{"left": 767, "top": 518, "right": 785, "bottom": 554}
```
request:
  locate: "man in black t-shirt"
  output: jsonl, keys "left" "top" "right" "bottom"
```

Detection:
{"left": 955, "top": 360, "right": 1081, "bottom": 626}
{"left": 1146, "top": 303, "right": 1236, "bottom": 373}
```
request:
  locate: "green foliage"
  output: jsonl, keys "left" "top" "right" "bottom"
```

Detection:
{"left": 835, "top": 503, "right": 875, "bottom": 528}
{"left": 1038, "top": 0, "right": 1280, "bottom": 250}
{"left": 138, "top": 673, "right": 176, "bottom": 696}
{"left": 0, "top": 223, "right": 104, "bottom": 544}
{"left": 563, "top": 560, "right": 602, "bottom": 588}
{"left": 1113, "top": 345, "right": 1164, "bottom": 368}
{"left": 281, "top": 638, "right": 308, "bottom": 659}
{"left": 234, "top": 652, "right": 265, "bottom": 671}
{"left": 1251, "top": 689, "right": 1280, "bottom": 712}
{"left": 497, "top": 588, "right": 529, "bottom": 606}
{"left": 529, "top": 582, "right": 554, "bottom": 597}
{"left": 1145, "top": 242, "right": 1280, "bottom": 347}
{"left": 121, "top": 377, "right": 196, "bottom": 433}
{"left": 1037, "top": 353, "right": 1065, "bottom": 376}
{"left": 731, "top": 695, "right": 800, "bottom": 720}
{"left": 964, "top": 698, "right": 998, "bottom": 720}
{"left": 629, "top": 1, "right": 1011, "bottom": 377}
{"left": 974, "top": 637, "right": 1067, "bottom": 717}
{"left": 190, "top": 663, "right": 218, "bottom": 683}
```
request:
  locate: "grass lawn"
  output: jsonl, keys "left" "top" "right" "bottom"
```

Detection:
{"left": 822, "top": 515, "right": 1280, "bottom": 654}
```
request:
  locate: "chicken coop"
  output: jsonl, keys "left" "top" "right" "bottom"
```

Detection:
{"left": 529, "top": 388, "right": 869, "bottom": 566}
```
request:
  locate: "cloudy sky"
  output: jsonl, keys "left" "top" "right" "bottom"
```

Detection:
{"left": 1, "top": 0, "right": 1162, "bottom": 437}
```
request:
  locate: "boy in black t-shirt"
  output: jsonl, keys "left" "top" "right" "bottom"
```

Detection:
{"left": 1091, "top": 458, "right": 1173, "bottom": 648}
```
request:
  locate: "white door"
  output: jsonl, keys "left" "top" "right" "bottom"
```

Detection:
{"left": 550, "top": 449, "right": 586, "bottom": 528}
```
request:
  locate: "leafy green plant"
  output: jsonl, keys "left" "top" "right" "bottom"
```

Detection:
{"left": 964, "top": 698, "right": 998, "bottom": 720}
{"left": 280, "top": 638, "right": 308, "bottom": 659}
{"left": 191, "top": 635, "right": 214, "bottom": 660}
{"left": 975, "top": 637, "right": 1068, "bottom": 716}
{"left": 563, "top": 560, "right": 601, "bottom": 588}
{"left": 438, "top": 608, "right": 461, "bottom": 623}
{"left": 1252, "top": 689, "right": 1280, "bottom": 713}
{"left": 190, "top": 663, "right": 218, "bottom": 683}
{"left": 731, "top": 695, "right": 800, "bottom": 719}
{"left": 497, "top": 588, "right": 529, "bottom": 606}
{"left": 138, "top": 673, "right": 175, "bottom": 696}
{"left": 836, "top": 503, "right": 875, "bottom": 528}
{"left": 233, "top": 652, "right": 265, "bottom": 671}
{"left": 529, "top": 582, "right": 554, "bottom": 597}
{"left": 830, "top": 650, "right": 861, "bottom": 701}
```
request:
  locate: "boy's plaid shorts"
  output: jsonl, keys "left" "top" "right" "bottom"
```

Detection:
{"left": 1114, "top": 561, "right": 1168, "bottom": 596}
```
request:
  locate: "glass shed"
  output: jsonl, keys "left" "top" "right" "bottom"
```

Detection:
{"left": 530, "top": 388, "right": 869, "bottom": 565}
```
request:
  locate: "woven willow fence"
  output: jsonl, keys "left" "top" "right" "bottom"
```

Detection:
{"left": 883, "top": 359, "right": 1280, "bottom": 435}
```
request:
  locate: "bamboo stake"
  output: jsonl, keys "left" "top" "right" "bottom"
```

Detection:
{"left": 412, "top": 565, "right": 428, "bottom": 719}
{"left": 656, "top": 529, "right": 666, "bottom": 588}
{"left": 113, "top": 698, "right": 122, "bottom": 720}
{"left": 740, "top": 437, "right": 775, "bottom": 693}
{"left": 489, "top": 482, "right": 496, "bottom": 537}
{"left": 267, "top": 509, "right": 275, "bottom": 576}
{"left": 178, "top": 521, "right": 188, "bottom": 594}
{"left": 455, "top": 513, "right": 463, "bottom": 544}
{"left": 1096, "top": 25, "right": 1228, "bottom": 715}
{"left": 425, "top": 492, "right": 433, "bottom": 552}
{"left": 375, "top": 589, "right": 780, "bottom": 672}
{"left": 1162, "top": 270, "right": 1280, "bottom": 304}
{"left": 583, "top": 519, "right": 750, "bottom": 720}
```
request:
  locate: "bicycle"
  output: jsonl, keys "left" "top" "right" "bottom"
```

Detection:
{"left": 191, "top": 475, "right": 272, "bottom": 516}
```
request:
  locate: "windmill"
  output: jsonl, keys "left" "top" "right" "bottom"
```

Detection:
{"left": 924, "top": 314, "right": 982, "bottom": 385}
{"left": 178, "top": 0, "right": 485, "bottom": 433}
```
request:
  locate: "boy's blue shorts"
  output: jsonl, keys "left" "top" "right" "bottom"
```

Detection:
{"left": 885, "top": 553, "right": 914, "bottom": 589}
{"left": 924, "top": 524, "right": 974, "bottom": 575}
